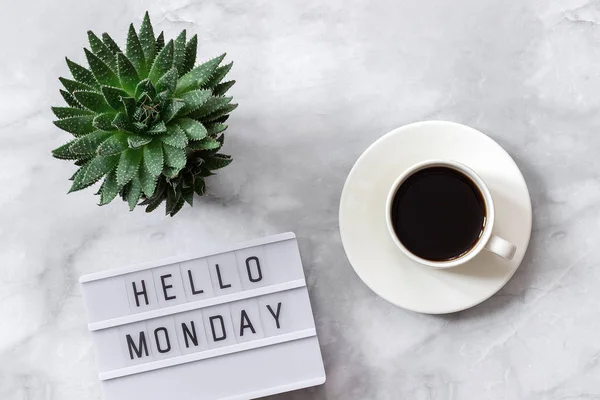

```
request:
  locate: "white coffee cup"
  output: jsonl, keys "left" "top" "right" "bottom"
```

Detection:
{"left": 385, "top": 159, "right": 516, "bottom": 269}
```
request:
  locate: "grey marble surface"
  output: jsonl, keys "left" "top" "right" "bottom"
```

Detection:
{"left": 1, "top": 0, "right": 600, "bottom": 399}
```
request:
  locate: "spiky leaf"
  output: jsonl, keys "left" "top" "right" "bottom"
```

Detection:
{"left": 189, "top": 96, "right": 232, "bottom": 118}
{"left": 177, "top": 118, "right": 207, "bottom": 140}
{"left": 128, "top": 135, "right": 152, "bottom": 148}
{"left": 52, "top": 141, "right": 78, "bottom": 160}
{"left": 102, "top": 33, "right": 122, "bottom": 55}
{"left": 140, "top": 164, "right": 158, "bottom": 197}
{"left": 88, "top": 31, "right": 116, "bottom": 70}
{"left": 143, "top": 140, "right": 163, "bottom": 176}
{"left": 59, "top": 77, "right": 96, "bottom": 93}
{"left": 147, "top": 121, "right": 166, "bottom": 135}
{"left": 53, "top": 115, "right": 94, "bottom": 136}
{"left": 204, "top": 62, "right": 232, "bottom": 89}
{"left": 116, "top": 53, "right": 140, "bottom": 95}
{"left": 66, "top": 58, "right": 98, "bottom": 88}
{"left": 121, "top": 96, "right": 137, "bottom": 118}
{"left": 148, "top": 40, "right": 174, "bottom": 84}
{"left": 206, "top": 123, "right": 228, "bottom": 136}
{"left": 189, "top": 136, "right": 220, "bottom": 151}
{"left": 92, "top": 112, "right": 117, "bottom": 131}
{"left": 126, "top": 24, "right": 146, "bottom": 77}
{"left": 162, "top": 100, "right": 185, "bottom": 123}
{"left": 176, "top": 53, "right": 225, "bottom": 95}
{"left": 127, "top": 173, "right": 143, "bottom": 210}
{"left": 172, "top": 30, "right": 186, "bottom": 72}
{"left": 181, "top": 34, "right": 197, "bottom": 75}
{"left": 203, "top": 103, "right": 238, "bottom": 122}
{"left": 101, "top": 86, "right": 128, "bottom": 111}
{"left": 60, "top": 90, "right": 82, "bottom": 108}
{"left": 134, "top": 79, "right": 156, "bottom": 100}
{"left": 162, "top": 143, "right": 186, "bottom": 171}
{"left": 139, "top": 12, "right": 157, "bottom": 66}
{"left": 73, "top": 90, "right": 112, "bottom": 113}
{"left": 84, "top": 49, "right": 120, "bottom": 87}
{"left": 70, "top": 130, "right": 112, "bottom": 155}
{"left": 161, "top": 124, "right": 187, "bottom": 148}
{"left": 116, "top": 149, "right": 142, "bottom": 186}
{"left": 204, "top": 154, "right": 232, "bottom": 170}
{"left": 69, "top": 154, "right": 119, "bottom": 193}
{"left": 111, "top": 112, "right": 135, "bottom": 133}
{"left": 155, "top": 67, "right": 177, "bottom": 94}
{"left": 213, "top": 80, "right": 235, "bottom": 96}
{"left": 98, "top": 170, "right": 120, "bottom": 205}
{"left": 156, "top": 31, "right": 165, "bottom": 52}
{"left": 97, "top": 132, "right": 128, "bottom": 156}
{"left": 52, "top": 107, "right": 93, "bottom": 119}
{"left": 179, "top": 89, "right": 211, "bottom": 115}
{"left": 193, "top": 177, "right": 206, "bottom": 196}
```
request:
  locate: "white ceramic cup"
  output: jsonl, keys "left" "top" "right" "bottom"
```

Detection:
{"left": 385, "top": 159, "right": 516, "bottom": 269}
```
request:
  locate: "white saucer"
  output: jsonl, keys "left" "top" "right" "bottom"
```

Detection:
{"left": 339, "top": 121, "right": 532, "bottom": 314}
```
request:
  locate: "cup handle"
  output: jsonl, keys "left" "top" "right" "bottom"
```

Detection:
{"left": 484, "top": 235, "right": 516, "bottom": 260}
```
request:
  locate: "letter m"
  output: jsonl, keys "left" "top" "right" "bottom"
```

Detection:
{"left": 126, "top": 332, "right": 149, "bottom": 360}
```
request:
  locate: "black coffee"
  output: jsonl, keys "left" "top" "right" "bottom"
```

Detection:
{"left": 390, "top": 166, "right": 486, "bottom": 261}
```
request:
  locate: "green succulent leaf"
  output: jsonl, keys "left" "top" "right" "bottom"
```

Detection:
{"left": 73, "top": 90, "right": 112, "bottom": 113}
{"left": 84, "top": 49, "right": 120, "bottom": 87}
{"left": 88, "top": 31, "right": 116, "bottom": 70}
{"left": 172, "top": 30, "right": 187, "bottom": 72}
{"left": 166, "top": 186, "right": 184, "bottom": 216}
{"left": 162, "top": 143, "right": 186, "bottom": 171}
{"left": 52, "top": 140, "right": 78, "bottom": 160}
{"left": 182, "top": 186, "right": 194, "bottom": 206}
{"left": 101, "top": 86, "right": 128, "bottom": 111}
{"left": 206, "top": 123, "right": 228, "bottom": 136}
{"left": 155, "top": 67, "right": 178, "bottom": 94}
{"left": 181, "top": 34, "right": 198, "bottom": 75}
{"left": 189, "top": 96, "right": 232, "bottom": 119}
{"left": 59, "top": 77, "right": 96, "bottom": 93}
{"left": 126, "top": 24, "right": 146, "bottom": 78}
{"left": 204, "top": 62, "right": 233, "bottom": 89}
{"left": 203, "top": 103, "right": 238, "bottom": 122}
{"left": 70, "top": 130, "right": 113, "bottom": 155}
{"left": 147, "top": 120, "right": 167, "bottom": 135}
{"left": 188, "top": 136, "right": 221, "bottom": 151}
{"left": 177, "top": 117, "right": 207, "bottom": 140}
{"left": 176, "top": 53, "right": 225, "bottom": 95}
{"left": 161, "top": 124, "right": 187, "bottom": 148}
{"left": 121, "top": 96, "right": 137, "bottom": 118}
{"left": 127, "top": 173, "right": 143, "bottom": 210}
{"left": 213, "top": 80, "right": 236, "bottom": 96}
{"left": 127, "top": 135, "right": 153, "bottom": 148}
{"left": 116, "top": 53, "right": 141, "bottom": 95}
{"left": 116, "top": 148, "right": 142, "bottom": 186}
{"left": 53, "top": 115, "right": 95, "bottom": 136}
{"left": 66, "top": 58, "right": 99, "bottom": 88}
{"left": 52, "top": 106, "right": 93, "bottom": 119}
{"left": 69, "top": 154, "right": 119, "bottom": 193}
{"left": 102, "top": 33, "right": 122, "bottom": 55}
{"left": 143, "top": 139, "right": 164, "bottom": 176}
{"left": 148, "top": 40, "right": 174, "bottom": 84}
{"left": 204, "top": 154, "right": 232, "bottom": 170}
{"left": 92, "top": 112, "right": 117, "bottom": 131}
{"left": 134, "top": 79, "right": 156, "bottom": 100}
{"left": 139, "top": 12, "right": 157, "bottom": 67}
{"left": 98, "top": 170, "right": 120, "bottom": 205}
{"left": 156, "top": 31, "right": 165, "bottom": 53}
{"left": 97, "top": 132, "right": 128, "bottom": 156}
{"left": 179, "top": 89, "right": 211, "bottom": 115}
{"left": 111, "top": 112, "right": 135, "bottom": 133}
{"left": 60, "top": 90, "right": 82, "bottom": 108}
{"left": 140, "top": 163, "right": 158, "bottom": 197}
{"left": 193, "top": 177, "right": 206, "bottom": 196}
{"left": 162, "top": 99, "right": 185, "bottom": 123}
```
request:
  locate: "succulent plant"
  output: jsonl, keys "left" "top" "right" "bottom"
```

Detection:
{"left": 51, "top": 12, "right": 237, "bottom": 216}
